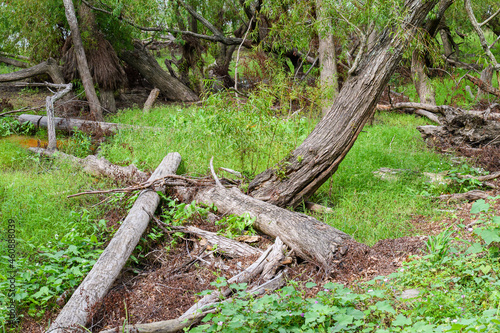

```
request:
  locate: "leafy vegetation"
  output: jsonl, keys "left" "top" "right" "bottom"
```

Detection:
{"left": 191, "top": 198, "right": 500, "bottom": 332}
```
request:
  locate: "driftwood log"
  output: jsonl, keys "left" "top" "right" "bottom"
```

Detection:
{"left": 173, "top": 186, "right": 350, "bottom": 269}
{"left": 29, "top": 147, "right": 148, "bottom": 183}
{"left": 46, "top": 153, "right": 182, "bottom": 333}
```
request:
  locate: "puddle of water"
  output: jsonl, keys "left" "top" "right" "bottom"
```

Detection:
{"left": 3, "top": 135, "right": 67, "bottom": 149}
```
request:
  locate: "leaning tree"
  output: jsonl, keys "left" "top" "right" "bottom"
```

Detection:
{"left": 248, "top": 0, "right": 441, "bottom": 208}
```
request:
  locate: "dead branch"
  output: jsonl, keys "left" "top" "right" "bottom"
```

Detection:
{"left": 438, "top": 190, "right": 491, "bottom": 202}
{"left": 465, "top": 74, "right": 500, "bottom": 98}
{"left": 143, "top": 87, "right": 160, "bottom": 113}
{"left": 179, "top": 237, "right": 286, "bottom": 320}
{"left": 66, "top": 174, "right": 208, "bottom": 198}
{"left": 0, "top": 55, "right": 30, "bottom": 68}
{"left": 29, "top": 147, "right": 148, "bottom": 184}
{"left": 168, "top": 224, "right": 263, "bottom": 258}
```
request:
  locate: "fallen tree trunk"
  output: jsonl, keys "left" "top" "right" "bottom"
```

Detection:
{"left": 29, "top": 147, "right": 148, "bottom": 183}
{"left": 247, "top": 0, "right": 440, "bottom": 208}
{"left": 120, "top": 41, "right": 199, "bottom": 102}
{"left": 0, "top": 58, "right": 65, "bottom": 84}
{"left": 439, "top": 190, "right": 491, "bottom": 202}
{"left": 412, "top": 102, "right": 500, "bottom": 147}
{"left": 0, "top": 55, "right": 30, "bottom": 68}
{"left": 173, "top": 186, "right": 350, "bottom": 269}
{"left": 17, "top": 114, "right": 145, "bottom": 135}
{"left": 46, "top": 153, "right": 182, "bottom": 333}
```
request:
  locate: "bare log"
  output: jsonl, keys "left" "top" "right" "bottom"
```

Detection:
{"left": 174, "top": 186, "right": 350, "bottom": 269}
{"left": 171, "top": 225, "right": 263, "bottom": 258}
{"left": 46, "top": 153, "right": 182, "bottom": 333}
{"left": 29, "top": 148, "right": 148, "bottom": 183}
{"left": 439, "top": 190, "right": 491, "bottom": 202}
{"left": 0, "top": 58, "right": 65, "bottom": 84}
{"left": 465, "top": 74, "right": 500, "bottom": 98}
{"left": 17, "top": 114, "right": 143, "bottom": 134}
{"left": 0, "top": 55, "right": 30, "bottom": 68}
{"left": 143, "top": 88, "right": 160, "bottom": 113}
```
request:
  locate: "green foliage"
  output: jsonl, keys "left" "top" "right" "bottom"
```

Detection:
{"left": 0, "top": 119, "right": 36, "bottom": 138}
{"left": 215, "top": 213, "right": 256, "bottom": 239}
{"left": 190, "top": 198, "right": 500, "bottom": 332}
{"left": 0, "top": 220, "right": 104, "bottom": 323}
{"left": 60, "top": 128, "right": 93, "bottom": 158}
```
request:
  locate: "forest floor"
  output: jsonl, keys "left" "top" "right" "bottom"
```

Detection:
{"left": 3, "top": 82, "right": 500, "bottom": 332}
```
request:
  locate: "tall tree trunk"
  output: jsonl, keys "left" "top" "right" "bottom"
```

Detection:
{"left": 316, "top": 0, "right": 339, "bottom": 116}
{"left": 63, "top": 0, "right": 103, "bottom": 121}
{"left": 248, "top": 0, "right": 440, "bottom": 208}
{"left": 440, "top": 27, "right": 456, "bottom": 59}
{"left": 120, "top": 41, "right": 199, "bottom": 102}
{"left": 411, "top": 50, "right": 436, "bottom": 105}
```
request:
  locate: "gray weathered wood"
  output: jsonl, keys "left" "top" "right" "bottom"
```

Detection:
{"left": 63, "top": 0, "right": 103, "bottom": 121}
{"left": 18, "top": 114, "right": 136, "bottom": 134}
{"left": 46, "top": 153, "right": 182, "bottom": 333}
{"left": 29, "top": 148, "right": 148, "bottom": 183}
{"left": 171, "top": 225, "right": 263, "bottom": 258}
{"left": 175, "top": 186, "right": 350, "bottom": 269}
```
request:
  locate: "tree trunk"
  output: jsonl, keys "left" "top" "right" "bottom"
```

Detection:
{"left": 29, "top": 147, "right": 148, "bottom": 184}
{"left": 120, "top": 41, "right": 199, "bottom": 102}
{"left": 248, "top": 0, "right": 440, "bottom": 208}
{"left": 99, "top": 89, "right": 116, "bottom": 113}
{"left": 17, "top": 114, "right": 146, "bottom": 135}
{"left": 316, "top": 0, "right": 339, "bottom": 116}
{"left": 173, "top": 186, "right": 350, "bottom": 269}
{"left": 63, "top": 0, "right": 103, "bottom": 121}
{"left": 440, "top": 27, "right": 457, "bottom": 59}
{"left": 0, "top": 55, "right": 30, "bottom": 68}
{"left": 0, "top": 58, "right": 78, "bottom": 116}
{"left": 46, "top": 153, "right": 181, "bottom": 333}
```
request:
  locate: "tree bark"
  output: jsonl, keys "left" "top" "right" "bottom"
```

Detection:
{"left": 46, "top": 153, "right": 182, "bottom": 333}
{"left": 173, "top": 186, "right": 350, "bottom": 269}
{"left": 120, "top": 41, "right": 199, "bottom": 102}
{"left": 0, "top": 55, "right": 30, "bottom": 68}
{"left": 63, "top": 0, "right": 103, "bottom": 121}
{"left": 316, "top": 0, "right": 339, "bottom": 116}
{"left": 247, "top": 0, "right": 440, "bottom": 208}
{"left": 17, "top": 114, "right": 140, "bottom": 135}
{"left": 29, "top": 147, "right": 148, "bottom": 184}
{"left": 99, "top": 89, "right": 116, "bottom": 113}
{"left": 0, "top": 58, "right": 65, "bottom": 84}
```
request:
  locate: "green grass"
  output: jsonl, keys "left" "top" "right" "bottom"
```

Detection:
{"left": 0, "top": 138, "right": 110, "bottom": 325}
{"left": 101, "top": 94, "right": 466, "bottom": 245}
{"left": 100, "top": 94, "right": 316, "bottom": 177}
